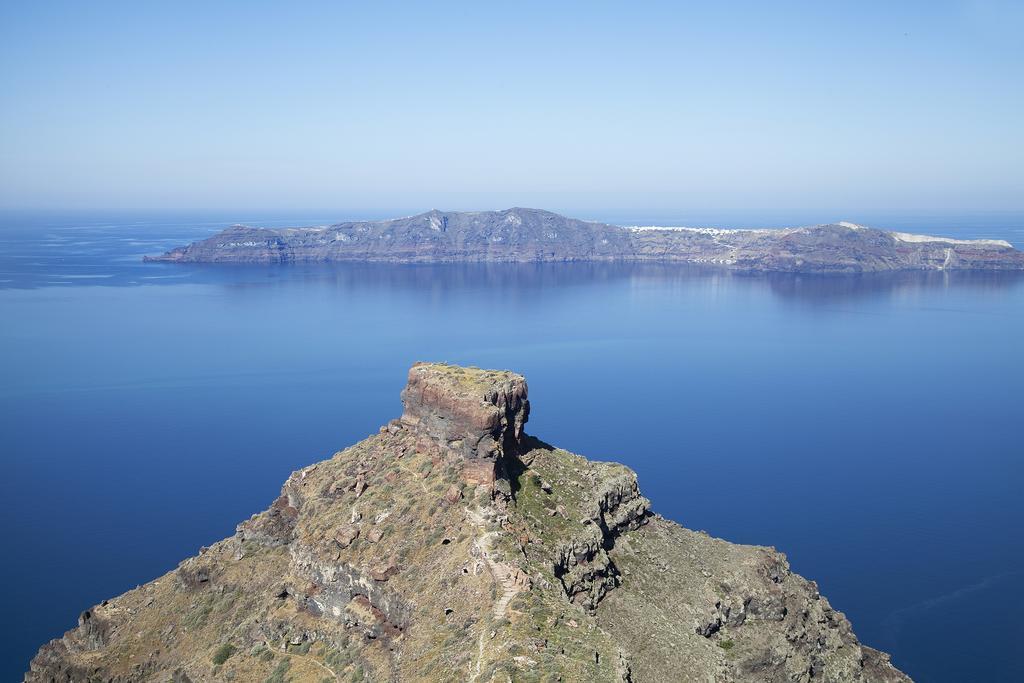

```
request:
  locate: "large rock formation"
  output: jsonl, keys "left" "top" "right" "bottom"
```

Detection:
{"left": 143, "top": 208, "right": 1024, "bottom": 273}
{"left": 399, "top": 363, "right": 529, "bottom": 460}
{"left": 26, "top": 364, "right": 911, "bottom": 682}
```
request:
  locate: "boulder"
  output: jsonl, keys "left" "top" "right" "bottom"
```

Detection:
{"left": 334, "top": 525, "right": 360, "bottom": 548}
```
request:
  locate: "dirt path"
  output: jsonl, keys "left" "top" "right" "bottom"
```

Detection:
{"left": 288, "top": 648, "right": 339, "bottom": 681}
{"left": 466, "top": 504, "right": 528, "bottom": 682}
{"left": 398, "top": 463, "right": 431, "bottom": 494}
{"left": 465, "top": 506, "right": 522, "bottom": 619}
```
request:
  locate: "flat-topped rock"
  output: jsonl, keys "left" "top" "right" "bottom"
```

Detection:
{"left": 399, "top": 362, "right": 529, "bottom": 459}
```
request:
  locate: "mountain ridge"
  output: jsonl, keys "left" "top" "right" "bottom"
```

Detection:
{"left": 143, "top": 207, "right": 1024, "bottom": 273}
{"left": 26, "top": 363, "right": 911, "bottom": 682}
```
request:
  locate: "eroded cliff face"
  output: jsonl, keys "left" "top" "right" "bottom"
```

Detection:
{"left": 143, "top": 207, "right": 1024, "bottom": 273}
{"left": 399, "top": 363, "right": 529, "bottom": 460}
{"left": 26, "top": 364, "right": 910, "bottom": 682}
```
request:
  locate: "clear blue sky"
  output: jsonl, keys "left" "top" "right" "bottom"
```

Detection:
{"left": 1, "top": 1, "right": 1021, "bottom": 212}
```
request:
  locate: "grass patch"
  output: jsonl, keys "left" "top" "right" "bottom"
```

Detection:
{"left": 212, "top": 643, "right": 236, "bottom": 665}
{"left": 264, "top": 657, "right": 291, "bottom": 683}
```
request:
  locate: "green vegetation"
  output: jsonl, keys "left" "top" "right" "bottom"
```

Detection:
{"left": 718, "top": 639, "right": 734, "bottom": 651}
{"left": 264, "top": 657, "right": 291, "bottom": 683}
{"left": 323, "top": 643, "right": 358, "bottom": 675}
{"left": 421, "top": 363, "right": 515, "bottom": 394}
{"left": 182, "top": 588, "right": 238, "bottom": 630}
{"left": 211, "top": 643, "right": 236, "bottom": 665}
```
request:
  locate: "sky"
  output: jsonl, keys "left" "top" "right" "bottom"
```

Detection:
{"left": 1, "top": 1, "right": 1022, "bottom": 213}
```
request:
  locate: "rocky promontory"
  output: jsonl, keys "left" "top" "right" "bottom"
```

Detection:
{"left": 26, "top": 363, "right": 910, "bottom": 681}
{"left": 144, "top": 208, "right": 1024, "bottom": 273}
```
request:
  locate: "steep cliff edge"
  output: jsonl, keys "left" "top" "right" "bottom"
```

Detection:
{"left": 143, "top": 208, "right": 1024, "bottom": 273}
{"left": 26, "top": 364, "right": 910, "bottom": 682}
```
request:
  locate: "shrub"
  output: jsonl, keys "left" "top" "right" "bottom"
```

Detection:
{"left": 212, "top": 643, "right": 236, "bottom": 665}
{"left": 264, "top": 658, "right": 291, "bottom": 683}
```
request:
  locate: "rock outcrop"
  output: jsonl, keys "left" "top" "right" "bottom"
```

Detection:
{"left": 400, "top": 363, "right": 529, "bottom": 460}
{"left": 25, "top": 364, "right": 911, "bottom": 682}
{"left": 144, "top": 208, "right": 1024, "bottom": 273}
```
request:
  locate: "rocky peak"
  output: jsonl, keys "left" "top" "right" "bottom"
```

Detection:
{"left": 25, "top": 363, "right": 910, "bottom": 683}
{"left": 399, "top": 362, "right": 529, "bottom": 459}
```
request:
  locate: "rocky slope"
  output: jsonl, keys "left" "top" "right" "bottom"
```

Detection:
{"left": 143, "top": 208, "right": 1024, "bottom": 273}
{"left": 26, "top": 364, "right": 911, "bottom": 682}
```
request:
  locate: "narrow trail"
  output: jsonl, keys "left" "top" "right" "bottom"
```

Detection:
{"left": 471, "top": 627, "right": 488, "bottom": 683}
{"left": 466, "top": 504, "right": 527, "bottom": 682}
{"left": 489, "top": 554, "right": 521, "bottom": 620}
{"left": 465, "top": 506, "right": 524, "bottom": 620}
{"left": 287, "top": 648, "right": 340, "bottom": 681}
{"left": 398, "top": 463, "right": 431, "bottom": 494}
{"left": 184, "top": 646, "right": 339, "bottom": 682}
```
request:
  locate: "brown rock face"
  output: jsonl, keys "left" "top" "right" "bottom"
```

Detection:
{"left": 24, "top": 363, "right": 911, "bottom": 683}
{"left": 399, "top": 362, "right": 529, "bottom": 459}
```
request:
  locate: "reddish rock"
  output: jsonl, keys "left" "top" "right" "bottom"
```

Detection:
{"left": 510, "top": 568, "right": 532, "bottom": 589}
{"left": 236, "top": 494, "right": 298, "bottom": 547}
{"left": 334, "top": 525, "right": 360, "bottom": 548}
{"left": 444, "top": 484, "right": 462, "bottom": 505}
{"left": 371, "top": 562, "right": 398, "bottom": 582}
{"left": 462, "top": 460, "right": 496, "bottom": 487}
{"left": 400, "top": 363, "right": 529, "bottom": 459}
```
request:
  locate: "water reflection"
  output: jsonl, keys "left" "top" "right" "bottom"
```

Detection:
{"left": 3, "top": 212, "right": 1022, "bottom": 301}
{"left": 761, "top": 269, "right": 1024, "bottom": 304}
{"left": 186, "top": 261, "right": 1024, "bottom": 305}
{"left": 5, "top": 252, "right": 1023, "bottom": 306}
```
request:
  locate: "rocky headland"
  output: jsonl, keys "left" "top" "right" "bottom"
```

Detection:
{"left": 144, "top": 208, "right": 1024, "bottom": 273}
{"left": 26, "top": 363, "right": 910, "bottom": 682}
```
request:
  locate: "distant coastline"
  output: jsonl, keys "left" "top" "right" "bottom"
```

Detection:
{"left": 144, "top": 208, "right": 1024, "bottom": 274}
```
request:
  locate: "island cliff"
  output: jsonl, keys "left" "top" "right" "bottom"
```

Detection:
{"left": 144, "top": 208, "right": 1024, "bottom": 273}
{"left": 26, "top": 364, "right": 910, "bottom": 682}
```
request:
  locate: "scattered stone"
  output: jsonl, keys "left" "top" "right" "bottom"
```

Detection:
{"left": 370, "top": 563, "right": 398, "bottom": 582}
{"left": 334, "top": 525, "right": 360, "bottom": 548}
{"left": 444, "top": 484, "right": 462, "bottom": 505}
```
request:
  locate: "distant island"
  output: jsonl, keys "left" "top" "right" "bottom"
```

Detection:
{"left": 144, "top": 208, "right": 1024, "bottom": 273}
{"left": 27, "top": 363, "right": 909, "bottom": 682}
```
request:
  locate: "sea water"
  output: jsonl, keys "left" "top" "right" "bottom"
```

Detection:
{"left": 2, "top": 210, "right": 1022, "bottom": 681}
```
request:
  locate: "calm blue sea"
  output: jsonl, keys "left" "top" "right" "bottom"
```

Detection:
{"left": 2, "top": 210, "right": 1022, "bottom": 682}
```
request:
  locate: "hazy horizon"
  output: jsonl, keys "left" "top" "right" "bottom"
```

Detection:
{"left": 3, "top": 2, "right": 1023, "bottom": 212}
{"left": 3, "top": 5, "right": 1024, "bottom": 680}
